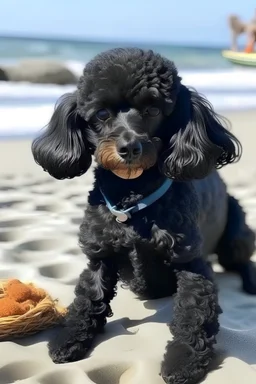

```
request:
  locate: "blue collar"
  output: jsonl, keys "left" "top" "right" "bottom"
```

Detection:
{"left": 100, "top": 178, "right": 173, "bottom": 223}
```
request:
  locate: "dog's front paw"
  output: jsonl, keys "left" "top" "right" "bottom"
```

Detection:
{"left": 48, "top": 327, "right": 89, "bottom": 364}
{"left": 161, "top": 340, "right": 210, "bottom": 384}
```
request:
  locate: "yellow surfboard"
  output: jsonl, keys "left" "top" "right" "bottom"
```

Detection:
{"left": 222, "top": 50, "right": 256, "bottom": 67}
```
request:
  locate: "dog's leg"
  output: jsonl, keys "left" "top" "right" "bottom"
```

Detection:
{"left": 216, "top": 195, "right": 256, "bottom": 294}
{"left": 129, "top": 246, "right": 177, "bottom": 299}
{"left": 161, "top": 259, "right": 221, "bottom": 384}
{"left": 48, "top": 258, "right": 118, "bottom": 363}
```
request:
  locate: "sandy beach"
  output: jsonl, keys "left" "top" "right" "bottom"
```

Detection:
{"left": 0, "top": 109, "right": 256, "bottom": 384}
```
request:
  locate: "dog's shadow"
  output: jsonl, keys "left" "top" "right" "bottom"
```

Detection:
{"left": 13, "top": 271, "right": 256, "bottom": 367}
{"left": 12, "top": 297, "right": 171, "bottom": 349}
{"left": 119, "top": 296, "right": 174, "bottom": 329}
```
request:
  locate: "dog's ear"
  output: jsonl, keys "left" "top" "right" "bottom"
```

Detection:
{"left": 159, "top": 85, "right": 241, "bottom": 180}
{"left": 32, "top": 92, "right": 92, "bottom": 179}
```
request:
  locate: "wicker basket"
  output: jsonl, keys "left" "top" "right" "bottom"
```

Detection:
{"left": 0, "top": 279, "right": 67, "bottom": 340}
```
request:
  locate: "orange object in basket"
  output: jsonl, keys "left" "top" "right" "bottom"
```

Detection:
{"left": 0, "top": 279, "right": 67, "bottom": 339}
{"left": 0, "top": 297, "right": 27, "bottom": 317}
{"left": 0, "top": 279, "right": 47, "bottom": 316}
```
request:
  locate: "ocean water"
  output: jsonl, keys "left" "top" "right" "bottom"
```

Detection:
{"left": 0, "top": 36, "right": 256, "bottom": 137}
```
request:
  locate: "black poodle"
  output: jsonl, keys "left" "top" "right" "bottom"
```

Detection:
{"left": 32, "top": 48, "right": 256, "bottom": 384}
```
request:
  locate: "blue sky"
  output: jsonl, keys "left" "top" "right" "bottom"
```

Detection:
{"left": 0, "top": 0, "right": 255, "bottom": 45}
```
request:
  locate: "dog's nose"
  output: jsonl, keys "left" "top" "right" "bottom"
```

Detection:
{"left": 117, "top": 139, "right": 142, "bottom": 161}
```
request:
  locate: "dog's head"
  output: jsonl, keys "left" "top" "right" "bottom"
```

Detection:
{"left": 32, "top": 48, "right": 241, "bottom": 181}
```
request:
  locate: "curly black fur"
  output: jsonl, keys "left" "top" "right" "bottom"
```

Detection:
{"left": 161, "top": 269, "right": 222, "bottom": 384}
{"left": 32, "top": 48, "right": 256, "bottom": 384}
{"left": 48, "top": 258, "right": 118, "bottom": 363}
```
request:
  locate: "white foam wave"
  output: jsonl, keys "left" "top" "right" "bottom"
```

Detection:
{"left": 0, "top": 66, "right": 256, "bottom": 137}
{"left": 65, "top": 60, "right": 84, "bottom": 77}
{"left": 0, "top": 82, "right": 75, "bottom": 101}
{"left": 0, "top": 105, "right": 53, "bottom": 136}
{"left": 181, "top": 68, "right": 256, "bottom": 91}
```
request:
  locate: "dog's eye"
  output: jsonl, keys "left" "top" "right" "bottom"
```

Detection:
{"left": 96, "top": 109, "right": 110, "bottom": 121}
{"left": 145, "top": 106, "right": 160, "bottom": 117}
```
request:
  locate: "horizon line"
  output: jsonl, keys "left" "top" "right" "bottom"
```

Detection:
{"left": 0, "top": 32, "right": 229, "bottom": 50}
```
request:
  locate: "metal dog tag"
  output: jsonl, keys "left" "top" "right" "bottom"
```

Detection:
{"left": 115, "top": 212, "right": 129, "bottom": 223}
